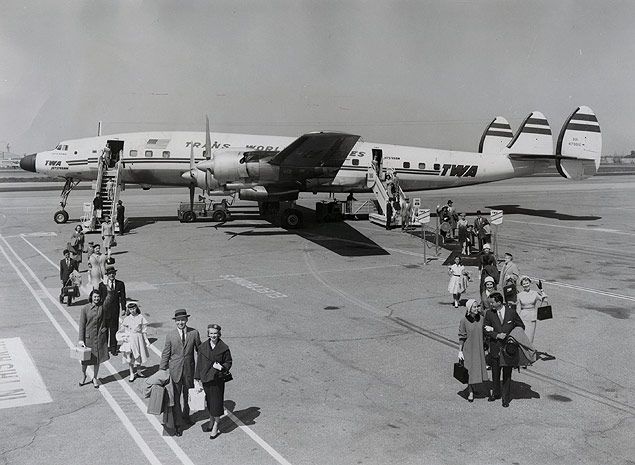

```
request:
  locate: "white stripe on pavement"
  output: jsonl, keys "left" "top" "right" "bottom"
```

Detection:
{"left": 20, "top": 234, "right": 294, "bottom": 465}
{"left": 0, "top": 236, "right": 163, "bottom": 465}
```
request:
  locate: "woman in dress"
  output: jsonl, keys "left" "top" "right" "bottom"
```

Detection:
{"left": 516, "top": 276, "right": 547, "bottom": 343}
{"left": 101, "top": 220, "right": 115, "bottom": 255}
{"left": 194, "top": 324, "right": 233, "bottom": 439}
{"left": 447, "top": 256, "right": 470, "bottom": 308}
{"left": 68, "top": 225, "right": 86, "bottom": 267}
{"left": 458, "top": 299, "right": 489, "bottom": 402}
{"left": 87, "top": 244, "right": 105, "bottom": 289}
{"left": 78, "top": 290, "right": 109, "bottom": 388}
{"left": 120, "top": 301, "right": 150, "bottom": 382}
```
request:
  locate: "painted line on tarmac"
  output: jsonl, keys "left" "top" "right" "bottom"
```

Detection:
{"left": 536, "top": 278, "right": 635, "bottom": 303}
{"left": 505, "top": 219, "right": 635, "bottom": 236}
{"left": 0, "top": 236, "right": 163, "bottom": 465}
{"left": 20, "top": 234, "right": 295, "bottom": 465}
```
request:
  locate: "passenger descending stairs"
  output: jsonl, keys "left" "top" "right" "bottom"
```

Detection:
{"left": 368, "top": 166, "right": 406, "bottom": 228}
{"left": 82, "top": 155, "right": 123, "bottom": 231}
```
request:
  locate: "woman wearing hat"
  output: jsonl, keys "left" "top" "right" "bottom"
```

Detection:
{"left": 479, "top": 254, "right": 499, "bottom": 293}
{"left": 516, "top": 276, "right": 547, "bottom": 342}
{"left": 458, "top": 299, "right": 489, "bottom": 402}
{"left": 194, "top": 324, "right": 233, "bottom": 439}
{"left": 480, "top": 276, "right": 497, "bottom": 312}
{"left": 78, "top": 290, "right": 109, "bottom": 388}
{"left": 120, "top": 301, "right": 150, "bottom": 382}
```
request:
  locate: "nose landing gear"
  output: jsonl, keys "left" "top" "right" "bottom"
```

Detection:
{"left": 54, "top": 178, "right": 80, "bottom": 224}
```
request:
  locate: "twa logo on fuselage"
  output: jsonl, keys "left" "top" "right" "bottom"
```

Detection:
{"left": 439, "top": 164, "right": 478, "bottom": 177}
{"left": 45, "top": 160, "right": 62, "bottom": 166}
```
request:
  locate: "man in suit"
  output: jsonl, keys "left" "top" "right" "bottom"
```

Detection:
{"left": 473, "top": 210, "right": 490, "bottom": 251}
{"left": 160, "top": 309, "right": 201, "bottom": 436}
{"left": 483, "top": 292, "right": 525, "bottom": 407}
{"left": 59, "top": 249, "right": 79, "bottom": 303}
{"left": 116, "top": 200, "right": 125, "bottom": 236}
{"left": 98, "top": 268, "right": 126, "bottom": 355}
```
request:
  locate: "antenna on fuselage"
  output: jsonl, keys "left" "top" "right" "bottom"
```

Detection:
{"left": 97, "top": 121, "right": 102, "bottom": 136}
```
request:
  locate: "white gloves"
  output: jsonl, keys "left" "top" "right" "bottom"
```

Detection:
{"left": 458, "top": 351, "right": 464, "bottom": 361}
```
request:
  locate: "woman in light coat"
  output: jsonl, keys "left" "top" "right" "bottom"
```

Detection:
{"left": 458, "top": 299, "right": 489, "bottom": 402}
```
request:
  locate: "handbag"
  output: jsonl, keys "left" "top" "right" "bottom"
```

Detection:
{"left": 537, "top": 304, "right": 553, "bottom": 320}
{"left": 453, "top": 360, "right": 469, "bottom": 384}
{"left": 219, "top": 371, "right": 233, "bottom": 383}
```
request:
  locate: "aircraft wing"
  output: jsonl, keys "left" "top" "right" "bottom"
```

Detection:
{"left": 269, "top": 132, "right": 360, "bottom": 170}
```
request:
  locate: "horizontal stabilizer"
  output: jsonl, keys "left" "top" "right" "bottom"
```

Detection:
{"left": 479, "top": 117, "right": 513, "bottom": 153}
{"left": 555, "top": 106, "right": 602, "bottom": 180}
{"left": 506, "top": 111, "right": 553, "bottom": 154}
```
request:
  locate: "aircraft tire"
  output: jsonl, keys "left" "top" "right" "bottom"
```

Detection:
{"left": 54, "top": 210, "right": 69, "bottom": 224}
{"left": 182, "top": 211, "right": 196, "bottom": 223}
{"left": 282, "top": 209, "right": 303, "bottom": 229}
{"left": 212, "top": 210, "right": 227, "bottom": 222}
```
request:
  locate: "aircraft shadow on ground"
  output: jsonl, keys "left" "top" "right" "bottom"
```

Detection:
{"left": 126, "top": 216, "right": 182, "bottom": 232}
{"left": 205, "top": 206, "right": 391, "bottom": 257}
{"left": 486, "top": 204, "right": 601, "bottom": 221}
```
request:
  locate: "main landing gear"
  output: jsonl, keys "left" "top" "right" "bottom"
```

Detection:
{"left": 54, "top": 178, "right": 80, "bottom": 224}
{"left": 258, "top": 201, "right": 303, "bottom": 229}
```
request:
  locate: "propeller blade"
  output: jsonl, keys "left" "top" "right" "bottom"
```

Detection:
{"left": 205, "top": 115, "right": 212, "bottom": 193}
{"left": 189, "top": 142, "right": 195, "bottom": 178}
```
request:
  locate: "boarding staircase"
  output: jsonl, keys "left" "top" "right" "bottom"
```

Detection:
{"left": 82, "top": 154, "right": 123, "bottom": 232}
{"left": 367, "top": 166, "right": 407, "bottom": 228}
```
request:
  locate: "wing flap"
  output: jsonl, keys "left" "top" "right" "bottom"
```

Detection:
{"left": 269, "top": 132, "right": 360, "bottom": 168}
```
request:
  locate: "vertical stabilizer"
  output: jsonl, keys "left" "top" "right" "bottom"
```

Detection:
{"left": 555, "top": 106, "right": 601, "bottom": 179}
{"left": 506, "top": 111, "right": 553, "bottom": 154}
{"left": 478, "top": 117, "right": 513, "bottom": 153}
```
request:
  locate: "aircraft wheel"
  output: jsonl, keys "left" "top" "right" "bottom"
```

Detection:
{"left": 212, "top": 210, "right": 227, "bottom": 222}
{"left": 182, "top": 211, "right": 196, "bottom": 223}
{"left": 282, "top": 209, "right": 303, "bottom": 229}
{"left": 54, "top": 210, "right": 69, "bottom": 224}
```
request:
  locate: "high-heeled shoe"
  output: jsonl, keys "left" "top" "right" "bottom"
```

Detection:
{"left": 79, "top": 374, "right": 88, "bottom": 387}
{"left": 128, "top": 374, "right": 135, "bottom": 382}
{"left": 467, "top": 392, "right": 474, "bottom": 402}
{"left": 92, "top": 378, "right": 100, "bottom": 389}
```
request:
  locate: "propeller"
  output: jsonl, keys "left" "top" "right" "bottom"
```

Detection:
{"left": 203, "top": 115, "right": 214, "bottom": 194}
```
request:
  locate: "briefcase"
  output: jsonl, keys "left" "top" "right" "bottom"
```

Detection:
{"left": 147, "top": 385, "right": 165, "bottom": 415}
{"left": 62, "top": 285, "right": 80, "bottom": 298}
{"left": 453, "top": 361, "right": 469, "bottom": 384}
{"left": 537, "top": 305, "right": 553, "bottom": 320}
{"left": 70, "top": 345, "right": 92, "bottom": 361}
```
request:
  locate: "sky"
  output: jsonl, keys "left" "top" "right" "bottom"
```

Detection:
{"left": 1, "top": 0, "right": 633, "bottom": 156}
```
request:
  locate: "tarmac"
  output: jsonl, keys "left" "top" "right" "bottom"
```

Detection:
{"left": 0, "top": 176, "right": 633, "bottom": 465}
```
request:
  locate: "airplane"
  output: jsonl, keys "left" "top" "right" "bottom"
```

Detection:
{"left": 19, "top": 106, "right": 601, "bottom": 228}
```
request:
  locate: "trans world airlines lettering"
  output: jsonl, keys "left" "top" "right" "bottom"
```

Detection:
{"left": 440, "top": 164, "right": 478, "bottom": 177}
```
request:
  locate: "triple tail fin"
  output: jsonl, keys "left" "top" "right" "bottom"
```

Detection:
{"left": 555, "top": 106, "right": 601, "bottom": 180}
{"left": 478, "top": 117, "right": 513, "bottom": 153}
{"left": 506, "top": 111, "right": 553, "bottom": 154}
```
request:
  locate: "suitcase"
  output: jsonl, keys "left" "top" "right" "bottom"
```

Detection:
{"left": 70, "top": 345, "right": 92, "bottom": 361}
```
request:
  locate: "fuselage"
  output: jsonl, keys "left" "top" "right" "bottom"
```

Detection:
{"left": 24, "top": 130, "right": 537, "bottom": 193}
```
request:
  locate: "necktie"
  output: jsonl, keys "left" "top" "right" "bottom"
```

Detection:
{"left": 498, "top": 309, "right": 504, "bottom": 323}
{"left": 181, "top": 330, "right": 186, "bottom": 346}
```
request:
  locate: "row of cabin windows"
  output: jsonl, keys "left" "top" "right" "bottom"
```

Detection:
{"left": 350, "top": 159, "right": 440, "bottom": 170}
{"left": 128, "top": 150, "right": 171, "bottom": 158}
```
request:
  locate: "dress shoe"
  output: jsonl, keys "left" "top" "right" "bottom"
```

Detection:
{"left": 209, "top": 431, "right": 221, "bottom": 440}
{"left": 174, "top": 429, "right": 182, "bottom": 437}
{"left": 488, "top": 395, "right": 500, "bottom": 402}
{"left": 502, "top": 401, "right": 509, "bottom": 408}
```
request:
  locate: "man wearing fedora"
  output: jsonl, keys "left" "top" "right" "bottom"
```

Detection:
{"left": 98, "top": 267, "right": 126, "bottom": 355}
{"left": 160, "top": 309, "right": 201, "bottom": 436}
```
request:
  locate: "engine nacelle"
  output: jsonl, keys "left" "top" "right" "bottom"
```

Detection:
{"left": 197, "top": 150, "right": 279, "bottom": 184}
{"left": 239, "top": 186, "right": 299, "bottom": 201}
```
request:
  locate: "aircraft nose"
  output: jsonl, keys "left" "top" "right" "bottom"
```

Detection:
{"left": 20, "top": 154, "right": 37, "bottom": 172}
